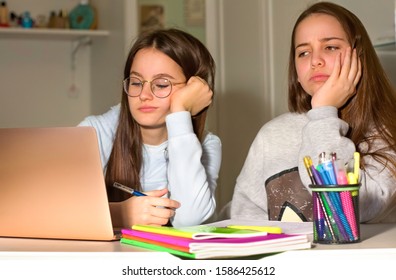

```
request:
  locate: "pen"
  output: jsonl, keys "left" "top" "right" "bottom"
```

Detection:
{"left": 113, "top": 182, "right": 146, "bottom": 197}
{"left": 316, "top": 164, "right": 331, "bottom": 185}
{"left": 319, "top": 152, "right": 337, "bottom": 185}
{"left": 303, "top": 156, "right": 316, "bottom": 184}
{"left": 311, "top": 164, "right": 323, "bottom": 185}
{"left": 347, "top": 172, "right": 357, "bottom": 184}
{"left": 334, "top": 159, "right": 348, "bottom": 185}
{"left": 321, "top": 160, "right": 337, "bottom": 185}
{"left": 304, "top": 155, "right": 323, "bottom": 185}
{"left": 316, "top": 192, "right": 336, "bottom": 240}
{"left": 353, "top": 152, "right": 360, "bottom": 181}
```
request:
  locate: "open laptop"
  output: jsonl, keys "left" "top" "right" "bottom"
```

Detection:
{"left": 0, "top": 126, "right": 119, "bottom": 241}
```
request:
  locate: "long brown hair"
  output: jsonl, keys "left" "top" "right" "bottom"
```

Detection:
{"left": 105, "top": 28, "right": 215, "bottom": 201}
{"left": 288, "top": 2, "right": 396, "bottom": 175}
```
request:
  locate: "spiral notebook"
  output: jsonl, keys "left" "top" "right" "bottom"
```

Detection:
{"left": 0, "top": 126, "right": 118, "bottom": 241}
{"left": 120, "top": 225, "right": 311, "bottom": 259}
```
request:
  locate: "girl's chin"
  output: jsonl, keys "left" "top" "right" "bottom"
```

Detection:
{"left": 305, "top": 85, "right": 324, "bottom": 97}
{"left": 136, "top": 121, "right": 167, "bottom": 130}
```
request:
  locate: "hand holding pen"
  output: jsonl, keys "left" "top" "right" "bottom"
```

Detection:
{"left": 113, "top": 182, "right": 180, "bottom": 226}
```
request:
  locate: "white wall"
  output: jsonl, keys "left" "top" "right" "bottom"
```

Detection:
{"left": 1, "top": 0, "right": 395, "bottom": 217}
{"left": 0, "top": 0, "right": 209, "bottom": 128}
{"left": 210, "top": 0, "right": 314, "bottom": 214}
{"left": 89, "top": 0, "right": 128, "bottom": 116}
{"left": 210, "top": 0, "right": 396, "bottom": 215}
{"left": 0, "top": 0, "right": 93, "bottom": 128}
{"left": 0, "top": 38, "right": 91, "bottom": 127}
{"left": 207, "top": 0, "right": 270, "bottom": 213}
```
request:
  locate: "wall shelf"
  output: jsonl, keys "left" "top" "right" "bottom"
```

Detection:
{"left": 0, "top": 27, "right": 110, "bottom": 40}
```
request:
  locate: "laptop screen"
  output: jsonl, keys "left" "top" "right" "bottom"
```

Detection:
{"left": 0, "top": 127, "right": 116, "bottom": 241}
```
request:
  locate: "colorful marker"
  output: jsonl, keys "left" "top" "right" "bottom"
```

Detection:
{"left": 113, "top": 182, "right": 146, "bottom": 197}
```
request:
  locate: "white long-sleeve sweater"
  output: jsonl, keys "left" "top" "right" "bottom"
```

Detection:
{"left": 78, "top": 104, "right": 222, "bottom": 227}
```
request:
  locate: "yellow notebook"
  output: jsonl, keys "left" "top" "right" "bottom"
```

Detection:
{"left": 131, "top": 224, "right": 272, "bottom": 240}
{"left": 131, "top": 224, "right": 282, "bottom": 240}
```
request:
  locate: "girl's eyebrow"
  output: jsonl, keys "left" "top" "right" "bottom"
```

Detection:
{"left": 129, "top": 71, "right": 176, "bottom": 80}
{"left": 295, "top": 37, "right": 346, "bottom": 50}
{"left": 129, "top": 71, "right": 143, "bottom": 78}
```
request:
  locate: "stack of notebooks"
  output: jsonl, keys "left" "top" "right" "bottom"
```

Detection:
{"left": 121, "top": 224, "right": 311, "bottom": 259}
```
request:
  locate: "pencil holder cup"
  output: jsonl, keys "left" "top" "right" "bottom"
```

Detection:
{"left": 309, "top": 184, "right": 361, "bottom": 244}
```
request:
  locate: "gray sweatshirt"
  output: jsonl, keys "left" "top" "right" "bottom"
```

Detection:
{"left": 230, "top": 106, "right": 396, "bottom": 223}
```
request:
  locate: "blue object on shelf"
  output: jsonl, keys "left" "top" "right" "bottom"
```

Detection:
{"left": 69, "top": 1, "right": 96, "bottom": 30}
{"left": 21, "top": 11, "right": 33, "bottom": 28}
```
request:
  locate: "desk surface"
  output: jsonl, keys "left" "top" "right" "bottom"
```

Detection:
{"left": 1, "top": 222, "right": 395, "bottom": 253}
{"left": 2, "top": 222, "right": 395, "bottom": 280}
{"left": 314, "top": 222, "right": 396, "bottom": 250}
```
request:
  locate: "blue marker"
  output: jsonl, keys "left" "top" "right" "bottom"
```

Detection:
{"left": 321, "top": 160, "right": 337, "bottom": 185}
{"left": 316, "top": 164, "right": 331, "bottom": 185}
{"left": 113, "top": 182, "right": 146, "bottom": 197}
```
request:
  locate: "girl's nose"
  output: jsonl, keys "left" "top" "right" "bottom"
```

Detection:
{"left": 311, "top": 52, "right": 325, "bottom": 68}
{"left": 139, "top": 82, "right": 154, "bottom": 101}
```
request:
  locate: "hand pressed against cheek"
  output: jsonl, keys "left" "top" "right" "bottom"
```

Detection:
{"left": 311, "top": 46, "right": 361, "bottom": 108}
{"left": 294, "top": 14, "right": 351, "bottom": 99}
{"left": 170, "top": 76, "right": 213, "bottom": 115}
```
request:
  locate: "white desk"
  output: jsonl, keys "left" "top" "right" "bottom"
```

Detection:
{"left": 0, "top": 222, "right": 395, "bottom": 252}
{"left": 0, "top": 222, "right": 396, "bottom": 252}
{"left": 0, "top": 236, "right": 146, "bottom": 252}
{"left": 1, "top": 222, "right": 395, "bottom": 279}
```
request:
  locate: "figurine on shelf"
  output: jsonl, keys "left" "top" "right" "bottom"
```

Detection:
{"left": 8, "top": 12, "right": 18, "bottom": 27}
{"left": 0, "top": 1, "right": 9, "bottom": 27}
{"left": 69, "top": 0, "right": 97, "bottom": 30}
{"left": 35, "top": 14, "right": 47, "bottom": 28}
{"left": 21, "top": 11, "right": 33, "bottom": 28}
{"left": 47, "top": 11, "right": 56, "bottom": 28}
{"left": 46, "top": 10, "right": 69, "bottom": 29}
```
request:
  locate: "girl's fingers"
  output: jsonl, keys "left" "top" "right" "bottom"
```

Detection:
{"left": 139, "top": 194, "right": 180, "bottom": 210}
{"left": 340, "top": 47, "right": 361, "bottom": 96}
{"left": 142, "top": 200, "right": 177, "bottom": 226}
{"left": 151, "top": 197, "right": 180, "bottom": 209}
{"left": 353, "top": 54, "right": 362, "bottom": 87}
{"left": 142, "top": 215, "right": 169, "bottom": 226}
{"left": 150, "top": 206, "right": 176, "bottom": 219}
{"left": 339, "top": 47, "right": 352, "bottom": 79}
{"left": 348, "top": 48, "right": 359, "bottom": 82}
{"left": 144, "top": 188, "right": 169, "bottom": 197}
{"left": 329, "top": 51, "right": 342, "bottom": 80}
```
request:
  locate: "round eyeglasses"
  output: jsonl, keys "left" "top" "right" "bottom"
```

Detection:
{"left": 123, "top": 77, "right": 185, "bottom": 98}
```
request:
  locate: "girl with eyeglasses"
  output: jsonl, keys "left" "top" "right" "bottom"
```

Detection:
{"left": 231, "top": 2, "right": 396, "bottom": 223}
{"left": 79, "top": 28, "right": 221, "bottom": 228}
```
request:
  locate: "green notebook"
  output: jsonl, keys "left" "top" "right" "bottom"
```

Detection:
{"left": 121, "top": 238, "right": 196, "bottom": 259}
